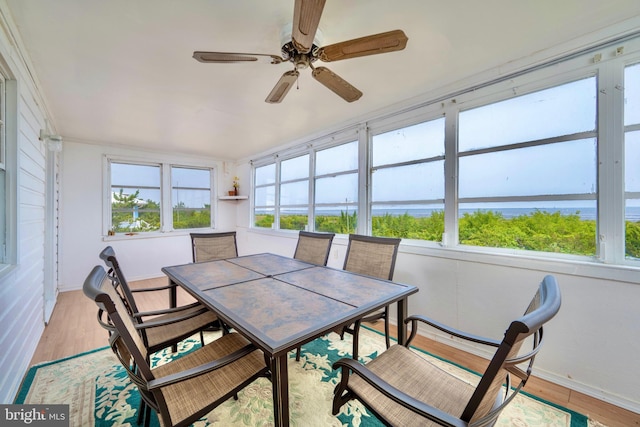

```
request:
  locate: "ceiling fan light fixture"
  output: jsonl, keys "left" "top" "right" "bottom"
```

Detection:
{"left": 266, "top": 70, "right": 299, "bottom": 103}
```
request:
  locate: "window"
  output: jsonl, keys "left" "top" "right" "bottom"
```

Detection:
{"left": 172, "top": 166, "right": 212, "bottom": 229}
{"left": 110, "top": 162, "right": 161, "bottom": 232}
{"left": 254, "top": 163, "right": 276, "bottom": 228}
{"left": 108, "top": 160, "right": 215, "bottom": 234}
{"left": 457, "top": 77, "right": 597, "bottom": 254}
{"left": 279, "top": 154, "right": 309, "bottom": 230}
{"left": 250, "top": 36, "right": 640, "bottom": 265}
{"left": 371, "top": 118, "right": 445, "bottom": 240}
{"left": 625, "top": 63, "right": 640, "bottom": 259}
{"left": 0, "top": 73, "right": 6, "bottom": 262}
{"left": 315, "top": 141, "right": 359, "bottom": 234}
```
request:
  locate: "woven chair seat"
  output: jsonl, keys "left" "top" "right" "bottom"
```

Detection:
{"left": 144, "top": 307, "right": 218, "bottom": 350}
{"left": 152, "top": 332, "right": 266, "bottom": 427}
{"left": 348, "top": 345, "right": 475, "bottom": 426}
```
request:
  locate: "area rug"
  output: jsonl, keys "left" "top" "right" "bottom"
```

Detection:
{"left": 16, "top": 327, "right": 596, "bottom": 427}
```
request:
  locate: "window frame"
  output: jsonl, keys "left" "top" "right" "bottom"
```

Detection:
{"left": 249, "top": 35, "right": 640, "bottom": 268}
{"left": 104, "top": 156, "right": 217, "bottom": 236}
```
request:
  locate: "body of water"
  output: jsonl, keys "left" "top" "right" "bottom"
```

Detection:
{"left": 290, "top": 207, "right": 640, "bottom": 221}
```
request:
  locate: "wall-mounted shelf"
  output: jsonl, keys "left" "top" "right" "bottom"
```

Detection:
{"left": 218, "top": 196, "right": 248, "bottom": 200}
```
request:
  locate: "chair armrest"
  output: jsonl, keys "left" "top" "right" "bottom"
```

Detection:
{"left": 132, "top": 301, "right": 202, "bottom": 318}
{"left": 333, "top": 357, "right": 467, "bottom": 427}
{"left": 406, "top": 314, "right": 501, "bottom": 347}
{"left": 147, "top": 343, "right": 259, "bottom": 389}
{"left": 134, "top": 307, "right": 210, "bottom": 329}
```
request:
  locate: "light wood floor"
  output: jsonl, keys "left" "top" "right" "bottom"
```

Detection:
{"left": 30, "top": 277, "right": 638, "bottom": 427}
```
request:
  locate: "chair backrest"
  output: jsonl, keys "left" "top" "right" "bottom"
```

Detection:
{"left": 343, "top": 234, "right": 401, "bottom": 280}
{"left": 293, "top": 231, "right": 335, "bottom": 265}
{"left": 463, "top": 275, "right": 562, "bottom": 424}
{"left": 83, "top": 266, "right": 153, "bottom": 381}
{"left": 98, "top": 246, "right": 141, "bottom": 315}
{"left": 190, "top": 231, "right": 238, "bottom": 262}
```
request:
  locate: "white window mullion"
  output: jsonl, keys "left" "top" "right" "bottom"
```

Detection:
{"left": 161, "top": 163, "right": 171, "bottom": 232}
{"left": 598, "top": 60, "right": 626, "bottom": 263}
{"left": 443, "top": 102, "right": 458, "bottom": 247}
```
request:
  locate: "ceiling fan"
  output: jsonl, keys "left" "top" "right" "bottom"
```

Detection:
{"left": 193, "top": 0, "right": 408, "bottom": 104}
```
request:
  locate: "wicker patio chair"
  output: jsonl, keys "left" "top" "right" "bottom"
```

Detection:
{"left": 190, "top": 231, "right": 238, "bottom": 262}
{"left": 99, "top": 246, "right": 221, "bottom": 354}
{"left": 84, "top": 265, "right": 270, "bottom": 427}
{"left": 332, "top": 275, "right": 562, "bottom": 427}
{"left": 341, "top": 234, "right": 401, "bottom": 360}
{"left": 293, "top": 231, "right": 335, "bottom": 265}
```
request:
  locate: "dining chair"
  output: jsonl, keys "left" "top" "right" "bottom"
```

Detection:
{"left": 190, "top": 231, "right": 238, "bottom": 262}
{"left": 332, "top": 275, "right": 562, "bottom": 426}
{"left": 99, "top": 246, "right": 221, "bottom": 354}
{"left": 341, "top": 234, "right": 401, "bottom": 360}
{"left": 293, "top": 231, "right": 335, "bottom": 266}
{"left": 84, "top": 265, "right": 271, "bottom": 427}
{"left": 292, "top": 230, "right": 335, "bottom": 361}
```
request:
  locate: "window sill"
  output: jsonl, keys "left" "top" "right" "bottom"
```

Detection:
{"left": 103, "top": 229, "right": 218, "bottom": 241}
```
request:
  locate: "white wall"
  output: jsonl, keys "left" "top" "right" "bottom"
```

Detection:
{"left": 0, "top": 1, "right": 57, "bottom": 403}
{"left": 58, "top": 141, "right": 240, "bottom": 290}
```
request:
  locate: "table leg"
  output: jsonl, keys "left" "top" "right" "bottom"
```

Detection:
{"left": 397, "top": 297, "right": 408, "bottom": 345}
{"left": 271, "top": 354, "right": 290, "bottom": 427}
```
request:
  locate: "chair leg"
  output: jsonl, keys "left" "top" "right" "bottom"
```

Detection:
{"left": 384, "top": 306, "right": 390, "bottom": 349}
{"left": 200, "top": 330, "right": 205, "bottom": 346}
{"left": 136, "top": 400, "right": 145, "bottom": 425}
{"left": 143, "top": 403, "right": 151, "bottom": 427}
{"left": 295, "top": 347, "right": 301, "bottom": 361}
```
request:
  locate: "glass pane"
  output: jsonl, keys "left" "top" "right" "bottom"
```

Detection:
{"left": 459, "top": 200, "right": 596, "bottom": 255}
{"left": 172, "top": 188, "right": 211, "bottom": 229}
{"left": 315, "top": 205, "right": 358, "bottom": 234}
{"left": 0, "top": 170, "right": 5, "bottom": 262}
{"left": 372, "top": 118, "right": 445, "bottom": 166}
{"left": 111, "top": 162, "right": 160, "bottom": 187}
{"left": 625, "top": 131, "right": 640, "bottom": 192}
{"left": 281, "top": 154, "right": 309, "bottom": 181}
{"left": 254, "top": 207, "right": 274, "bottom": 228}
{"left": 315, "top": 173, "right": 358, "bottom": 204}
{"left": 624, "top": 63, "right": 640, "bottom": 126}
{"left": 172, "top": 167, "right": 210, "bottom": 189}
{"left": 111, "top": 188, "right": 161, "bottom": 232}
{"left": 625, "top": 130, "right": 640, "bottom": 259}
{"left": 459, "top": 77, "right": 596, "bottom": 151}
{"left": 316, "top": 141, "right": 358, "bottom": 175}
{"left": 255, "top": 163, "right": 276, "bottom": 186}
{"left": 459, "top": 139, "right": 597, "bottom": 198}
{"left": 280, "top": 209, "right": 308, "bottom": 230}
{"left": 280, "top": 180, "right": 309, "bottom": 205}
{"left": 372, "top": 162, "right": 444, "bottom": 202}
{"left": 111, "top": 162, "right": 161, "bottom": 233}
{"left": 372, "top": 204, "right": 444, "bottom": 241}
{"left": 254, "top": 185, "right": 275, "bottom": 207}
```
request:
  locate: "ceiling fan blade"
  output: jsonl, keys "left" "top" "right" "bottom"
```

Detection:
{"left": 265, "top": 70, "right": 300, "bottom": 103}
{"left": 292, "top": 0, "right": 325, "bottom": 54}
{"left": 312, "top": 66, "right": 362, "bottom": 103}
{"left": 317, "top": 29, "right": 408, "bottom": 62}
{"left": 193, "top": 51, "right": 284, "bottom": 64}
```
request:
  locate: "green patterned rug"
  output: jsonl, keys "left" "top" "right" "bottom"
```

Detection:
{"left": 16, "top": 327, "right": 596, "bottom": 426}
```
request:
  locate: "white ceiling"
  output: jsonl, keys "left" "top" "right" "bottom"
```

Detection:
{"left": 5, "top": 0, "right": 640, "bottom": 160}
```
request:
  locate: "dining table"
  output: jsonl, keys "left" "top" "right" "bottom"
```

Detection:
{"left": 162, "top": 252, "right": 418, "bottom": 427}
